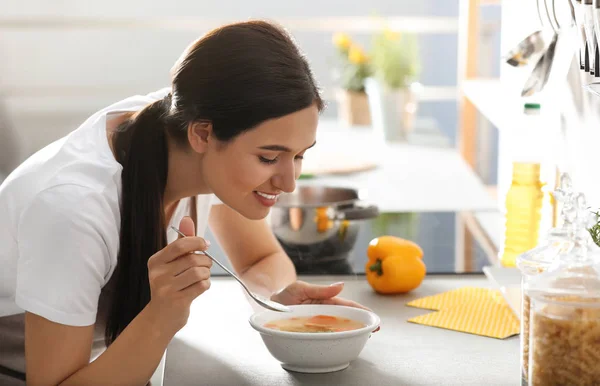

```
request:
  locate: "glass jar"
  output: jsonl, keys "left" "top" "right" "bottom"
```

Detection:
{"left": 516, "top": 173, "right": 577, "bottom": 385}
{"left": 516, "top": 229, "right": 572, "bottom": 385}
{"left": 525, "top": 192, "right": 600, "bottom": 386}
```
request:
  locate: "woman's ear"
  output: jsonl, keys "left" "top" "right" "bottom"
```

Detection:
{"left": 188, "top": 121, "right": 213, "bottom": 153}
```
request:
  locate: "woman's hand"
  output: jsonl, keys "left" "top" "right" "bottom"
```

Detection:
{"left": 270, "top": 280, "right": 369, "bottom": 310}
{"left": 146, "top": 216, "right": 212, "bottom": 334}
{"left": 271, "top": 281, "right": 380, "bottom": 332}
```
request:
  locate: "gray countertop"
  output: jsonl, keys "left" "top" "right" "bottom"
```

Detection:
{"left": 163, "top": 275, "right": 520, "bottom": 386}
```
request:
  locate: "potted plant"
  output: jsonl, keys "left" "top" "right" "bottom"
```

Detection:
{"left": 332, "top": 32, "right": 372, "bottom": 126}
{"left": 365, "top": 28, "right": 421, "bottom": 142}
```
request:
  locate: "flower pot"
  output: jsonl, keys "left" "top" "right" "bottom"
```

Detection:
{"left": 403, "top": 83, "right": 421, "bottom": 134}
{"left": 365, "top": 78, "right": 413, "bottom": 142}
{"left": 336, "top": 89, "right": 371, "bottom": 126}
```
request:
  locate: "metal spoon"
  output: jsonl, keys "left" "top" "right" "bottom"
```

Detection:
{"left": 170, "top": 226, "right": 291, "bottom": 312}
{"left": 522, "top": 0, "right": 560, "bottom": 96}
{"left": 504, "top": 0, "right": 547, "bottom": 67}
{"left": 522, "top": 34, "right": 558, "bottom": 96}
{"left": 584, "top": 0, "right": 597, "bottom": 74}
{"left": 570, "top": 0, "right": 578, "bottom": 24}
{"left": 504, "top": 31, "right": 547, "bottom": 67}
{"left": 571, "top": 0, "right": 587, "bottom": 69}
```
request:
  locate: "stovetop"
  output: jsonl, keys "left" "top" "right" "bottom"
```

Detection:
{"left": 208, "top": 211, "right": 496, "bottom": 276}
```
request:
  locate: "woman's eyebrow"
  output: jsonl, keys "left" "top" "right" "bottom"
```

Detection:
{"left": 258, "top": 141, "right": 316, "bottom": 152}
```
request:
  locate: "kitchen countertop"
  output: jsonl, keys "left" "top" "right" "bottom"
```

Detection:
{"left": 161, "top": 275, "right": 520, "bottom": 386}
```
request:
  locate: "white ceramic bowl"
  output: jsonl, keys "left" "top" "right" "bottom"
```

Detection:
{"left": 249, "top": 304, "right": 380, "bottom": 373}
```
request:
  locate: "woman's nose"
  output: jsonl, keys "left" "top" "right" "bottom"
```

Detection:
{"left": 272, "top": 163, "right": 297, "bottom": 193}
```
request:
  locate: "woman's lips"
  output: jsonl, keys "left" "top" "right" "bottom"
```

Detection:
{"left": 254, "top": 191, "right": 279, "bottom": 207}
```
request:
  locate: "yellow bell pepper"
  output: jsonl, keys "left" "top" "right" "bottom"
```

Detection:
{"left": 365, "top": 236, "right": 426, "bottom": 294}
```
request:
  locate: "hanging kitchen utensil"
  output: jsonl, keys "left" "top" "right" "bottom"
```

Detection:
{"left": 569, "top": 0, "right": 578, "bottom": 24}
{"left": 584, "top": 0, "right": 600, "bottom": 93}
{"left": 505, "top": 31, "right": 548, "bottom": 67}
{"left": 522, "top": 37, "right": 559, "bottom": 97}
{"left": 521, "top": 0, "right": 560, "bottom": 97}
{"left": 595, "top": 34, "right": 600, "bottom": 75}
{"left": 593, "top": 0, "right": 600, "bottom": 40}
{"left": 584, "top": 0, "right": 597, "bottom": 74}
{"left": 504, "top": 0, "right": 549, "bottom": 67}
{"left": 574, "top": 0, "right": 590, "bottom": 70}
{"left": 522, "top": 0, "right": 560, "bottom": 97}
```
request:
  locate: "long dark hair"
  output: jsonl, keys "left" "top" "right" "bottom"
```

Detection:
{"left": 105, "top": 20, "right": 324, "bottom": 345}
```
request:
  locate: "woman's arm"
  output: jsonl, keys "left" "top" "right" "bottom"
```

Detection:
{"left": 208, "top": 205, "right": 373, "bottom": 313}
{"left": 24, "top": 217, "right": 212, "bottom": 386}
{"left": 208, "top": 204, "right": 296, "bottom": 297}
{"left": 25, "top": 305, "right": 170, "bottom": 386}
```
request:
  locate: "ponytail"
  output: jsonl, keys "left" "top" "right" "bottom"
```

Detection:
{"left": 105, "top": 94, "right": 172, "bottom": 345}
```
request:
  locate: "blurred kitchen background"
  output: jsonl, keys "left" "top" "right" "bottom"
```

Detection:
{"left": 2, "top": 1, "right": 596, "bottom": 277}
{"left": 0, "top": 1, "right": 501, "bottom": 176}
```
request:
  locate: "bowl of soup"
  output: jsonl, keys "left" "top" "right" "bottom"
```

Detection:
{"left": 249, "top": 304, "right": 380, "bottom": 373}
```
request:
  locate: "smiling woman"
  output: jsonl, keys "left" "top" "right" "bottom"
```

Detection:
{"left": 0, "top": 19, "right": 372, "bottom": 386}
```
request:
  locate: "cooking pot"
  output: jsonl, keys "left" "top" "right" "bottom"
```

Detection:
{"left": 270, "top": 186, "right": 379, "bottom": 265}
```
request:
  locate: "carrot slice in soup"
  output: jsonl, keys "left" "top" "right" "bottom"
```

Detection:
{"left": 307, "top": 315, "right": 338, "bottom": 324}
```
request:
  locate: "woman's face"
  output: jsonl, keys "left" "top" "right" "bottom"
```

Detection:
{"left": 202, "top": 104, "right": 319, "bottom": 220}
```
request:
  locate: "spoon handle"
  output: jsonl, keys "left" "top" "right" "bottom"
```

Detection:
{"left": 169, "top": 226, "right": 253, "bottom": 295}
{"left": 192, "top": 250, "right": 252, "bottom": 295}
{"left": 169, "top": 225, "right": 291, "bottom": 312}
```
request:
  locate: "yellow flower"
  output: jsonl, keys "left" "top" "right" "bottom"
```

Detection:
{"left": 383, "top": 28, "right": 400, "bottom": 41}
{"left": 348, "top": 45, "right": 368, "bottom": 64}
{"left": 333, "top": 32, "right": 352, "bottom": 50}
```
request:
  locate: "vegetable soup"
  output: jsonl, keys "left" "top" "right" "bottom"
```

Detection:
{"left": 264, "top": 314, "right": 365, "bottom": 333}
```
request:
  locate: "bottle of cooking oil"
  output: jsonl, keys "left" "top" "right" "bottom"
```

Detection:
{"left": 500, "top": 103, "right": 545, "bottom": 267}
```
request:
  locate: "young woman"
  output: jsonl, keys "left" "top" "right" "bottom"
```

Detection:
{"left": 0, "top": 20, "right": 368, "bottom": 385}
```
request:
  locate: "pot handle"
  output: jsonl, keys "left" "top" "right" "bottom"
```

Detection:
{"left": 336, "top": 203, "right": 379, "bottom": 220}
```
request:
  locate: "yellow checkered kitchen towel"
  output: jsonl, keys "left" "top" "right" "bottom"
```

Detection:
{"left": 406, "top": 287, "right": 492, "bottom": 311}
{"left": 406, "top": 287, "right": 520, "bottom": 339}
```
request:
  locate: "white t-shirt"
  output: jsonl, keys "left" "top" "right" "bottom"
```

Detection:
{"left": 0, "top": 88, "right": 219, "bottom": 325}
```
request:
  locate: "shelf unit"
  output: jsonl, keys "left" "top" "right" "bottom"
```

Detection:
{"left": 462, "top": 78, "right": 521, "bottom": 134}
{"left": 457, "top": 0, "right": 506, "bottom": 173}
{"left": 457, "top": 0, "right": 575, "bottom": 255}
{"left": 457, "top": 0, "right": 506, "bottom": 261}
